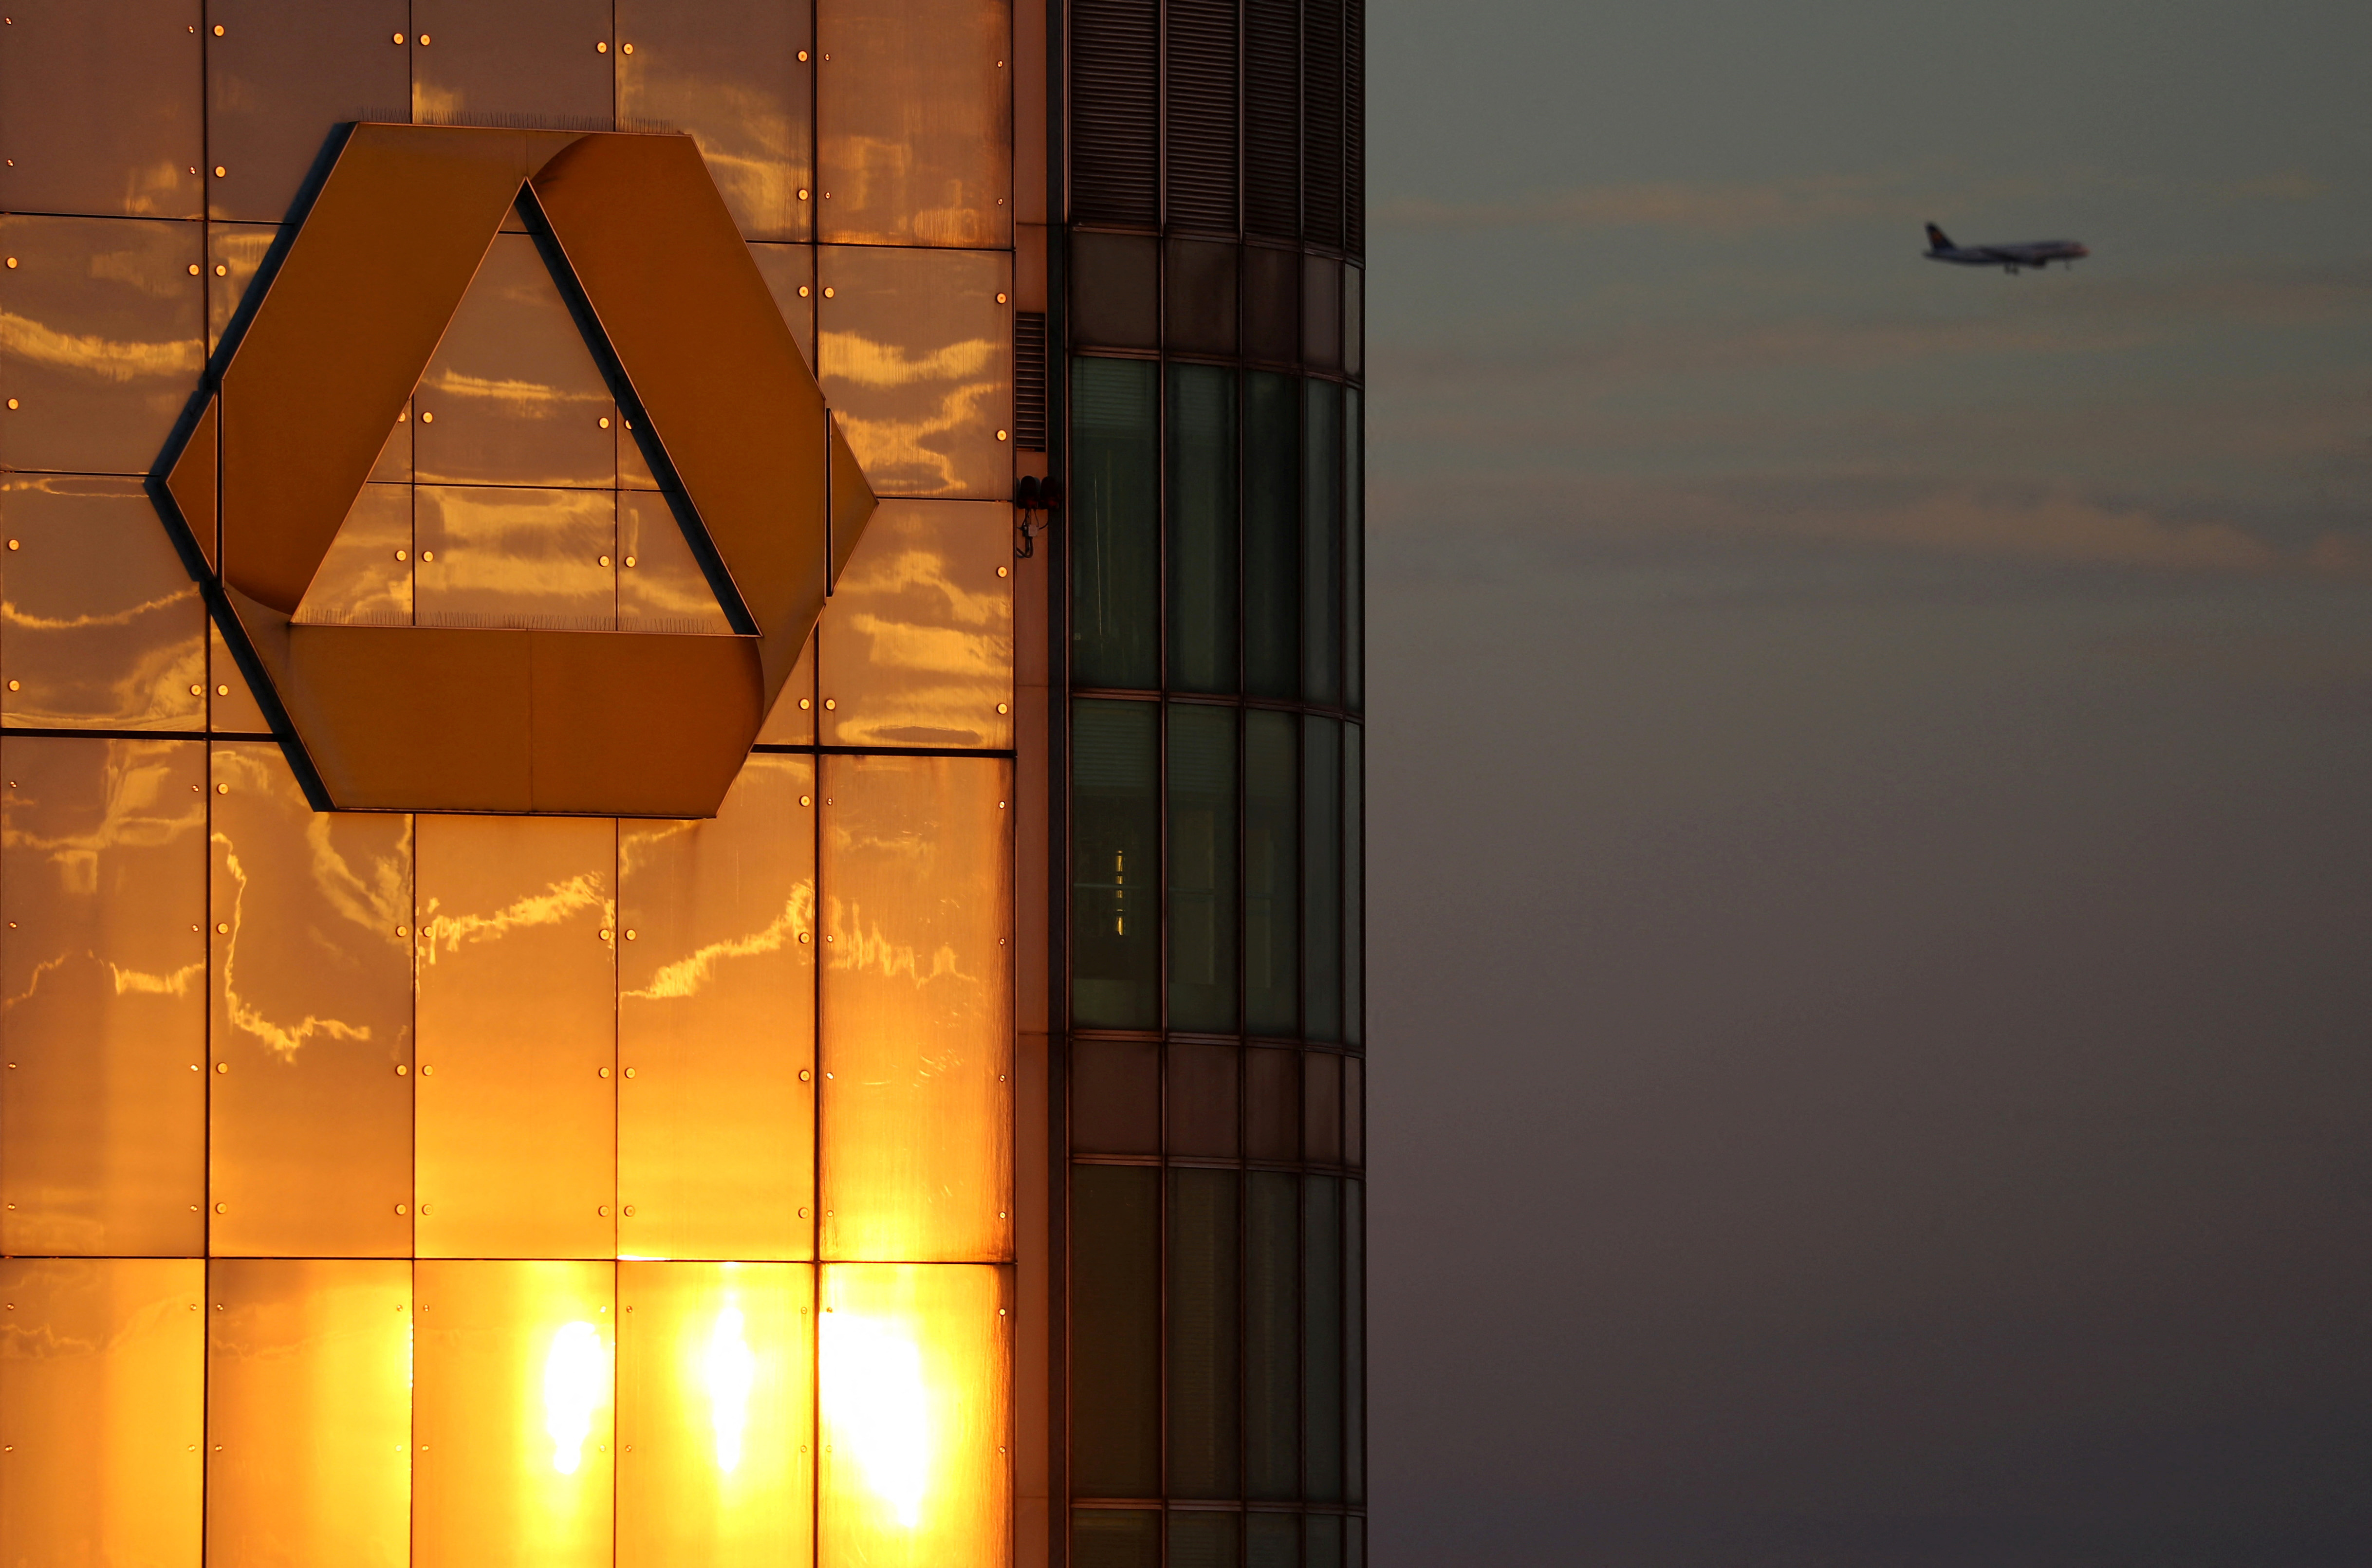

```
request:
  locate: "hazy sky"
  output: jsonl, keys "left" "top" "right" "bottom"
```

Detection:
{"left": 1362, "top": 4, "right": 2372, "bottom": 1563}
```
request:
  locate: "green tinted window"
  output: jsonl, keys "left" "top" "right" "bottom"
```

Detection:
{"left": 1169, "top": 365, "right": 1239, "bottom": 693}
{"left": 1243, "top": 373, "right": 1299, "bottom": 700}
{"left": 1302, "top": 380, "right": 1342, "bottom": 705}
{"left": 1168, "top": 704, "right": 1240, "bottom": 1033}
{"left": 1243, "top": 710, "right": 1299, "bottom": 1036}
{"left": 1073, "top": 358, "right": 1160, "bottom": 689}
{"left": 1072, "top": 699, "right": 1160, "bottom": 1029}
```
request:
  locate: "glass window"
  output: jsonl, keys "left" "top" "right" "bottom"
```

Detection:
{"left": 1169, "top": 1168, "right": 1242, "bottom": 1499}
{"left": 617, "top": 0, "right": 815, "bottom": 243}
{"left": 1242, "top": 373, "right": 1298, "bottom": 700}
{"left": 0, "top": 737, "right": 206, "bottom": 1258}
{"left": 1073, "top": 1508, "right": 1160, "bottom": 1567}
{"left": 1345, "top": 1180, "right": 1365, "bottom": 1505}
{"left": 410, "top": 0, "right": 618, "bottom": 128}
{"left": 1167, "top": 702, "right": 1239, "bottom": 1033}
{"left": 815, "top": 0, "right": 1012, "bottom": 248}
{"left": 0, "top": 474, "right": 204, "bottom": 730}
{"left": 206, "top": 0, "right": 411, "bottom": 224}
{"left": 1344, "top": 388, "right": 1363, "bottom": 711}
{"left": 1243, "top": 710, "right": 1298, "bottom": 1037}
{"left": 819, "top": 499, "right": 1014, "bottom": 749}
{"left": 1167, "top": 365, "right": 1239, "bottom": 694}
{"left": 1306, "top": 1513, "right": 1345, "bottom": 1568}
{"left": 0, "top": 1, "right": 202, "bottom": 218}
{"left": 1343, "top": 724, "right": 1362, "bottom": 1047}
{"left": 1069, "top": 1165, "right": 1160, "bottom": 1498}
{"left": 1070, "top": 699, "right": 1159, "bottom": 1031}
{"left": 1246, "top": 1511, "right": 1298, "bottom": 1568}
{"left": 208, "top": 742, "right": 414, "bottom": 1260}
{"left": 818, "top": 244, "right": 1013, "bottom": 499}
{"left": 1070, "top": 358, "right": 1160, "bottom": 691}
{"left": 616, "top": 1260, "right": 815, "bottom": 1568}
{"left": 1072, "top": 1039, "right": 1161, "bottom": 1156}
{"left": 1302, "top": 718, "right": 1342, "bottom": 1042}
{"left": 412, "top": 1260, "right": 616, "bottom": 1568}
{"left": 818, "top": 755, "right": 1014, "bottom": 1262}
{"left": 0, "top": 215, "right": 204, "bottom": 476}
{"left": 1301, "top": 381, "right": 1342, "bottom": 706}
{"left": 817, "top": 1263, "right": 1011, "bottom": 1566}
{"left": 1171, "top": 1511, "right": 1244, "bottom": 1568}
{"left": 0, "top": 1258, "right": 204, "bottom": 1566}
{"left": 205, "top": 1258, "right": 413, "bottom": 1568}
{"left": 617, "top": 755, "right": 815, "bottom": 1263}
{"left": 1244, "top": 1173, "right": 1299, "bottom": 1500}
{"left": 1304, "top": 1177, "right": 1343, "bottom": 1501}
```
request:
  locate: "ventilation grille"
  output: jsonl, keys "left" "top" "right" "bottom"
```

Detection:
{"left": 1302, "top": 0, "right": 1345, "bottom": 249}
{"left": 1072, "top": 0, "right": 1160, "bottom": 226}
{"left": 1014, "top": 312, "right": 1049, "bottom": 451}
{"left": 1346, "top": 0, "right": 1364, "bottom": 255}
{"left": 1166, "top": 0, "right": 1239, "bottom": 233}
{"left": 1244, "top": 0, "right": 1300, "bottom": 240}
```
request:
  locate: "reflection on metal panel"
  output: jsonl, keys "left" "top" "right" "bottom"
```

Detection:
{"left": 820, "top": 755, "right": 1012, "bottom": 1262}
{"left": 205, "top": 1258, "right": 412, "bottom": 1568}
{"left": 205, "top": 0, "right": 412, "bottom": 225}
{"left": 413, "top": 1259, "right": 616, "bottom": 1568}
{"left": 816, "top": 0, "right": 1012, "bottom": 247}
{"left": 617, "top": 1261, "right": 816, "bottom": 1568}
{"left": 618, "top": 0, "right": 816, "bottom": 243}
{"left": 618, "top": 492, "right": 733, "bottom": 635}
{"left": 410, "top": 0, "right": 620, "bottom": 129}
{"left": 818, "top": 245, "right": 1012, "bottom": 499}
{"left": 0, "top": 738, "right": 206, "bottom": 1256}
{"left": 819, "top": 500, "right": 1013, "bottom": 749}
{"left": 0, "top": 1257, "right": 205, "bottom": 1568}
{"left": 0, "top": 215, "right": 204, "bottom": 475}
{"left": 818, "top": 1263, "right": 1010, "bottom": 1568}
{"left": 206, "top": 221, "right": 279, "bottom": 353}
{"left": 0, "top": 0, "right": 203, "bottom": 219}
{"left": 750, "top": 241, "right": 819, "bottom": 371}
{"left": 619, "top": 756, "right": 815, "bottom": 1262}
{"left": 754, "top": 628, "right": 819, "bottom": 746}
{"left": 415, "top": 814, "right": 617, "bottom": 1261}
{"left": 414, "top": 234, "right": 617, "bottom": 491}
{"left": 208, "top": 743, "right": 412, "bottom": 1257}
{"left": 208, "top": 620, "right": 273, "bottom": 734}
{"left": 0, "top": 474, "right": 205, "bottom": 730}
{"left": 293, "top": 482, "right": 414, "bottom": 627}
{"left": 415, "top": 485, "right": 617, "bottom": 630}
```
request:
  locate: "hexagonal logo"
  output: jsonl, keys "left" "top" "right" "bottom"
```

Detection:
{"left": 153, "top": 124, "right": 874, "bottom": 817}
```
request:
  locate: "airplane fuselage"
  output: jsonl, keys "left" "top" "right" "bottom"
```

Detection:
{"left": 1923, "top": 232, "right": 2090, "bottom": 274}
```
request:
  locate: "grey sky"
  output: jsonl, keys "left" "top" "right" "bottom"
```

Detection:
{"left": 1364, "top": 4, "right": 2372, "bottom": 1563}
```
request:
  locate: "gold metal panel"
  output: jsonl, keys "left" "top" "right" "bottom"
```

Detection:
{"left": 206, "top": 222, "right": 279, "bottom": 353}
{"left": 415, "top": 485, "right": 616, "bottom": 630}
{"left": 0, "top": 214, "right": 204, "bottom": 476}
{"left": 819, "top": 755, "right": 1012, "bottom": 1262}
{"left": 617, "top": 0, "right": 816, "bottom": 243}
{"left": 292, "top": 483, "right": 413, "bottom": 628}
{"left": 413, "top": 1260, "right": 616, "bottom": 1568}
{"left": 819, "top": 499, "right": 1012, "bottom": 750}
{"left": 208, "top": 743, "right": 412, "bottom": 1258}
{"left": 619, "top": 492, "right": 734, "bottom": 635}
{"left": 208, "top": 620, "right": 272, "bottom": 734}
{"left": 0, "top": 1258, "right": 205, "bottom": 1568}
{"left": 410, "top": 0, "right": 619, "bottom": 129}
{"left": 815, "top": 0, "right": 1013, "bottom": 247}
{"left": 204, "top": 1, "right": 411, "bottom": 224}
{"left": 414, "top": 234, "right": 617, "bottom": 490}
{"left": 205, "top": 1259, "right": 412, "bottom": 1568}
{"left": 415, "top": 814, "right": 616, "bottom": 1261}
{"left": 818, "top": 1264, "right": 1010, "bottom": 1568}
{"left": 0, "top": 0, "right": 204, "bottom": 220}
{"left": 619, "top": 756, "right": 815, "bottom": 1262}
{"left": 166, "top": 397, "right": 218, "bottom": 571}
{"left": 818, "top": 245, "right": 1012, "bottom": 499}
{"left": 617, "top": 1261, "right": 816, "bottom": 1568}
{"left": 754, "top": 628, "right": 819, "bottom": 746}
{"left": 0, "top": 474, "right": 205, "bottom": 731}
{"left": 0, "top": 738, "right": 206, "bottom": 1257}
{"left": 751, "top": 242, "right": 819, "bottom": 371}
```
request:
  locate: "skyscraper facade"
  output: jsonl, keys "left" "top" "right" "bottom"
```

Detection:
{"left": 0, "top": 3, "right": 1357, "bottom": 1565}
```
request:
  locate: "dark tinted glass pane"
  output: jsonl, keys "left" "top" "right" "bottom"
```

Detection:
{"left": 1244, "top": 710, "right": 1298, "bottom": 1035}
{"left": 1168, "top": 703, "right": 1238, "bottom": 1033}
{"left": 1304, "top": 1176, "right": 1343, "bottom": 1501}
{"left": 1302, "top": 717, "right": 1341, "bottom": 1042}
{"left": 1247, "top": 1511, "right": 1299, "bottom": 1568}
{"left": 1242, "top": 373, "right": 1298, "bottom": 700}
{"left": 1343, "top": 724, "right": 1362, "bottom": 1046}
{"left": 1345, "top": 1180, "right": 1365, "bottom": 1504}
{"left": 1305, "top": 1513, "right": 1344, "bottom": 1568}
{"left": 1168, "top": 1168, "right": 1241, "bottom": 1498}
{"left": 1171, "top": 1511, "right": 1244, "bottom": 1568}
{"left": 1344, "top": 388, "right": 1363, "bottom": 711}
{"left": 1346, "top": 1515, "right": 1365, "bottom": 1567}
{"left": 1072, "top": 1165, "right": 1161, "bottom": 1498}
{"left": 1073, "top": 1508, "right": 1161, "bottom": 1567}
{"left": 1168, "top": 365, "right": 1239, "bottom": 693}
{"left": 1072, "top": 699, "right": 1161, "bottom": 1029}
{"left": 1245, "top": 1172, "right": 1300, "bottom": 1499}
{"left": 1300, "top": 381, "right": 1342, "bottom": 705}
{"left": 1074, "top": 232, "right": 1160, "bottom": 350}
{"left": 1073, "top": 1038, "right": 1161, "bottom": 1154}
{"left": 1072, "top": 357, "right": 1160, "bottom": 690}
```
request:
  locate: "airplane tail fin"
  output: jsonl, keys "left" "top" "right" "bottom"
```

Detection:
{"left": 1925, "top": 222, "right": 1953, "bottom": 251}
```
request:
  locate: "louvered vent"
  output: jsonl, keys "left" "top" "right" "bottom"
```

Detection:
{"left": 1244, "top": 0, "right": 1300, "bottom": 240}
{"left": 1346, "top": 0, "right": 1365, "bottom": 255}
{"left": 1014, "top": 312, "right": 1049, "bottom": 451}
{"left": 1072, "top": 0, "right": 1160, "bottom": 226}
{"left": 1166, "top": 0, "right": 1239, "bottom": 233}
{"left": 1303, "top": 0, "right": 1345, "bottom": 249}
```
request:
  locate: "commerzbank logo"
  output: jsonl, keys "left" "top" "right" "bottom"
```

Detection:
{"left": 154, "top": 123, "right": 873, "bottom": 818}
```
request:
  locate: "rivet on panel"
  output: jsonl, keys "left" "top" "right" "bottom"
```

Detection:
{"left": 623, "top": 1066, "right": 635, "bottom": 1077}
{"left": 797, "top": 697, "right": 811, "bottom": 710}
{"left": 598, "top": 1205, "right": 610, "bottom": 1216}
{"left": 799, "top": 794, "right": 812, "bottom": 806}
{"left": 395, "top": 1203, "right": 407, "bottom": 1214}
{"left": 798, "top": 49, "right": 810, "bottom": 61}
{"left": 798, "top": 283, "right": 811, "bottom": 297}
{"left": 822, "top": 698, "right": 835, "bottom": 710}
{"left": 189, "top": 683, "right": 203, "bottom": 696}
{"left": 2, "top": 259, "right": 13, "bottom": 268}
{"left": 622, "top": 42, "right": 633, "bottom": 54}
{"left": 392, "top": 32, "right": 404, "bottom": 44}
{"left": 997, "top": 429, "right": 1009, "bottom": 442}
{"left": 396, "top": 1064, "right": 408, "bottom": 1076}
{"left": 214, "top": 263, "right": 227, "bottom": 276}
{"left": 799, "top": 1069, "right": 811, "bottom": 1081}
{"left": 418, "top": 33, "right": 430, "bottom": 45}
{"left": 395, "top": 548, "right": 407, "bottom": 561}
{"left": 997, "top": 292, "right": 1008, "bottom": 304}
{"left": 5, "top": 400, "right": 18, "bottom": 411}
{"left": 419, "top": 410, "right": 433, "bottom": 423}
{"left": 596, "top": 39, "right": 608, "bottom": 53}
{"left": 599, "top": 554, "right": 611, "bottom": 567}
{"left": 623, "top": 1204, "right": 635, "bottom": 1215}
{"left": 214, "top": 166, "right": 226, "bottom": 178}
{"left": 5, "top": 682, "right": 18, "bottom": 693}
{"left": 187, "top": 263, "right": 199, "bottom": 276}
{"left": 797, "top": 191, "right": 810, "bottom": 203}
{"left": 624, "top": 929, "right": 637, "bottom": 941}
{"left": 4, "top": 540, "right": 15, "bottom": 550}
{"left": 215, "top": 684, "right": 228, "bottom": 696}
{"left": 214, "top": 1202, "right": 226, "bottom": 1213}
{"left": 214, "top": 1061, "right": 228, "bottom": 1072}
{"left": 216, "top": 783, "right": 228, "bottom": 793}
{"left": 997, "top": 565, "right": 1009, "bottom": 577}
{"left": 215, "top": 922, "right": 229, "bottom": 934}
{"left": 997, "top": 702, "right": 1010, "bottom": 714}
{"left": 599, "top": 416, "right": 610, "bottom": 429}
{"left": 420, "top": 1065, "right": 433, "bottom": 1076}
{"left": 420, "top": 550, "right": 434, "bottom": 562}
{"left": 623, "top": 555, "right": 636, "bottom": 567}
{"left": 599, "top": 1066, "right": 612, "bottom": 1078}
{"left": 798, "top": 932, "right": 810, "bottom": 944}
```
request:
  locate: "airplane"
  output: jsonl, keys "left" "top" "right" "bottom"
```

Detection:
{"left": 1923, "top": 222, "right": 2089, "bottom": 274}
